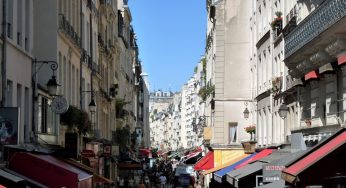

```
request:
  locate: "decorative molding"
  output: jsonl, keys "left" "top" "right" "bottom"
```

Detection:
{"left": 325, "top": 38, "right": 346, "bottom": 57}
{"left": 309, "top": 50, "right": 332, "bottom": 68}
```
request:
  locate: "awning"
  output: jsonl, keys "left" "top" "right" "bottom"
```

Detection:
{"left": 235, "top": 149, "right": 274, "bottom": 169}
{"left": 304, "top": 71, "right": 318, "bottom": 81}
{"left": 8, "top": 152, "right": 93, "bottom": 188}
{"left": 62, "top": 158, "right": 112, "bottom": 184}
{"left": 282, "top": 130, "right": 346, "bottom": 184}
{"left": 193, "top": 151, "right": 214, "bottom": 171}
{"left": 226, "top": 161, "right": 265, "bottom": 187}
{"left": 185, "top": 152, "right": 203, "bottom": 164}
{"left": 203, "top": 154, "right": 249, "bottom": 175}
{"left": 0, "top": 169, "right": 26, "bottom": 187}
{"left": 257, "top": 180, "right": 285, "bottom": 188}
{"left": 139, "top": 149, "right": 151, "bottom": 157}
{"left": 319, "top": 62, "right": 335, "bottom": 74}
{"left": 262, "top": 150, "right": 305, "bottom": 183}
{"left": 213, "top": 153, "right": 257, "bottom": 183}
{"left": 338, "top": 54, "right": 346, "bottom": 65}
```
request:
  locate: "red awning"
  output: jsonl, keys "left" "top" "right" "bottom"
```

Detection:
{"left": 235, "top": 149, "right": 274, "bottom": 169}
{"left": 8, "top": 152, "right": 92, "bottom": 188}
{"left": 304, "top": 71, "right": 318, "bottom": 81}
{"left": 282, "top": 131, "right": 346, "bottom": 183}
{"left": 193, "top": 151, "right": 214, "bottom": 171}
{"left": 139, "top": 149, "right": 151, "bottom": 156}
{"left": 338, "top": 54, "right": 346, "bottom": 65}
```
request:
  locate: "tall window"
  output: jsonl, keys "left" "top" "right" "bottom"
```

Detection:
{"left": 229, "top": 123, "right": 237, "bottom": 143}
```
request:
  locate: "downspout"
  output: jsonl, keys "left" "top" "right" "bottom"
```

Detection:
{"left": 79, "top": 0, "right": 83, "bottom": 110}
{"left": 79, "top": 0, "right": 84, "bottom": 153}
{"left": 1, "top": 0, "right": 7, "bottom": 107}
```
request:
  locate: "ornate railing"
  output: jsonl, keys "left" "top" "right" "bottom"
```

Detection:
{"left": 59, "top": 14, "right": 81, "bottom": 48}
{"left": 285, "top": 0, "right": 346, "bottom": 58}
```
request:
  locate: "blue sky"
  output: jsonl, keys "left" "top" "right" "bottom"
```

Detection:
{"left": 128, "top": 1, "right": 206, "bottom": 92}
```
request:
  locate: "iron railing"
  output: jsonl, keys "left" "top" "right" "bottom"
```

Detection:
{"left": 59, "top": 14, "right": 81, "bottom": 48}
{"left": 285, "top": 0, "right": 346, "bottom": 58}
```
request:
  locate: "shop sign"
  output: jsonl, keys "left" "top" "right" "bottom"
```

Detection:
{"left": 81, "top": 150, "right": 96, "bottom": 158}
{"left": 263, "top": 164, "right": 285, "bottom": 183}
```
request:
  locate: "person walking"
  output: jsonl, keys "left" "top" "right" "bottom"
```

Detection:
{"left": 119, "top": 177, "right": 125, "bottom": 188}
{"left": 159, "top": 174, "right": 167, "bottom": 188}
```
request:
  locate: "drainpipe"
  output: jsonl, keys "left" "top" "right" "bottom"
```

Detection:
{"left": 1, "top": 0, "right": 7, "bottom": 107}
{"left": 80, "top": 0, "right": 83, "bottom": 110}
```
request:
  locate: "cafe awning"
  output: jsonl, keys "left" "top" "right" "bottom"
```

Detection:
{"left": 235, "top": 149, "right": 274, "bottom": 169}
{"left": 203, "top": 153, "right": 249, "bottom": 175}
{"left": 193, "top": 151, "right": 214, "bottom": 171}
{"left": 282, "top": 129, "right": 346, "bottom": 184}
{"left": 8, "top": 152, "right": 93, "bottom": 188}
{"left": 214, "top": 153, "right": 257, "bottom": 183}
{"left": 227, "top": 161, "right": 265, "bottom": 187}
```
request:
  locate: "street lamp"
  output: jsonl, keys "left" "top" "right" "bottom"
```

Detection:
{"left": 278, "top": 103, "right": 289, "bottom": 119}
{"left": 243, "top": 102, "right": 250, "bottom": 119}
{"left": 32, "top": 58, "right": 61, "bottom": 144}
{"left": 88, "top": 98, "right": 96, "bottom": 112}
{"left": 32, "top": 59, "right": 60, "bottom": 96}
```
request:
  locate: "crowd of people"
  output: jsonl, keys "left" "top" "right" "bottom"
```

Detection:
{"left": 116, "top": 158, "right": 202, "bottom": 188}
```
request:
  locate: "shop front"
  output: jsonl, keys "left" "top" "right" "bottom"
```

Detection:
{"left": 282, "top": 128, "right": 346, "bottom": 187}
{"left": 8, "top": 152, "right": 93, "bottom": 188}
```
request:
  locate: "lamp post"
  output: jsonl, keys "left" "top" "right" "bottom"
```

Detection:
{"left": 278, "top": 103, "right": 289, "bottom": 119}
{"left": 82, "top": 90, "right": 98, "bottom": 137}
{"left": 32, "top": 58, "right": 61, "bottom": 143}
{"left": 243, "top": 102, "right": 250, "bottom": 119}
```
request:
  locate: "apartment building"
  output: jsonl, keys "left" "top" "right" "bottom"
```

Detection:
{"left": 0, "top": 0, "right": 149, "bottom": 183}
{"left": 204, "top": 0, "right": 252, "bottom": 146}
{"left": 0, "top": 0, "right": 33, "bottom": 144}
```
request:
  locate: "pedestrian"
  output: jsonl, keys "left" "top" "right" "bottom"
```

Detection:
{"left": 128, "top": 176, "right": 134, "bottom": 188}
{"left": 138, "top": 180, "right": 146, "bottom": 188}
{"left": 144, "top": 174, "right": 150, "bottom": 187}
{"left": 119, "top": 177, "right": 125, "bottom": 188}
{"left": 159, "top": 174, "right": 167, "bottom": 188}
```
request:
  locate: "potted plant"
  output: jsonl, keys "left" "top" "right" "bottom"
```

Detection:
{"left": 270, "top": 11, "right": 283, "bottom": 31}
{"left": 242, "top": 125, "right": 257, "bottom": 154}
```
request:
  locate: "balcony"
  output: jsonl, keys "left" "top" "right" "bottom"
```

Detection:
{"left": 284, "top": 0, "right": 346, "bottom": 58}
{"left": 59, "top": 14, "right": 81, "bottom": 48}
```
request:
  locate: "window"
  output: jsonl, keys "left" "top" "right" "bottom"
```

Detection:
{"left": 229, "top": 123, "right": 237, "bottom": 143}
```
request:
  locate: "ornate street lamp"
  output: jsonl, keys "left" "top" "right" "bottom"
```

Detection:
{"left": 88, "top": 98, "right": 97, "bottom": 112}
{"left": 243, "top": 102, "right": 250, "bottom": 119}
{"left": 278, "top": 103, "right": 289, "bottom": 119}
{"left": 33, "top": 59, "right": 60, "bottom": 96}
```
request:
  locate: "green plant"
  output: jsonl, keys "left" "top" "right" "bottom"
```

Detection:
{"left": 275, "top": 11, "right": 282, "bottom": 18}
{"left": 60, "top": 105, "right": 92, "bottom": 135}
{"left": 198, "top": 84, "right": 215, "bottom": 101}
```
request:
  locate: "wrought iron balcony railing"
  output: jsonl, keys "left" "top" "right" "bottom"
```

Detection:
{"left": 59, "top": 14, "right": 81, "bottom": 48}
{"left": 284, "top": 0, "right": 346, "bottom": 58}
